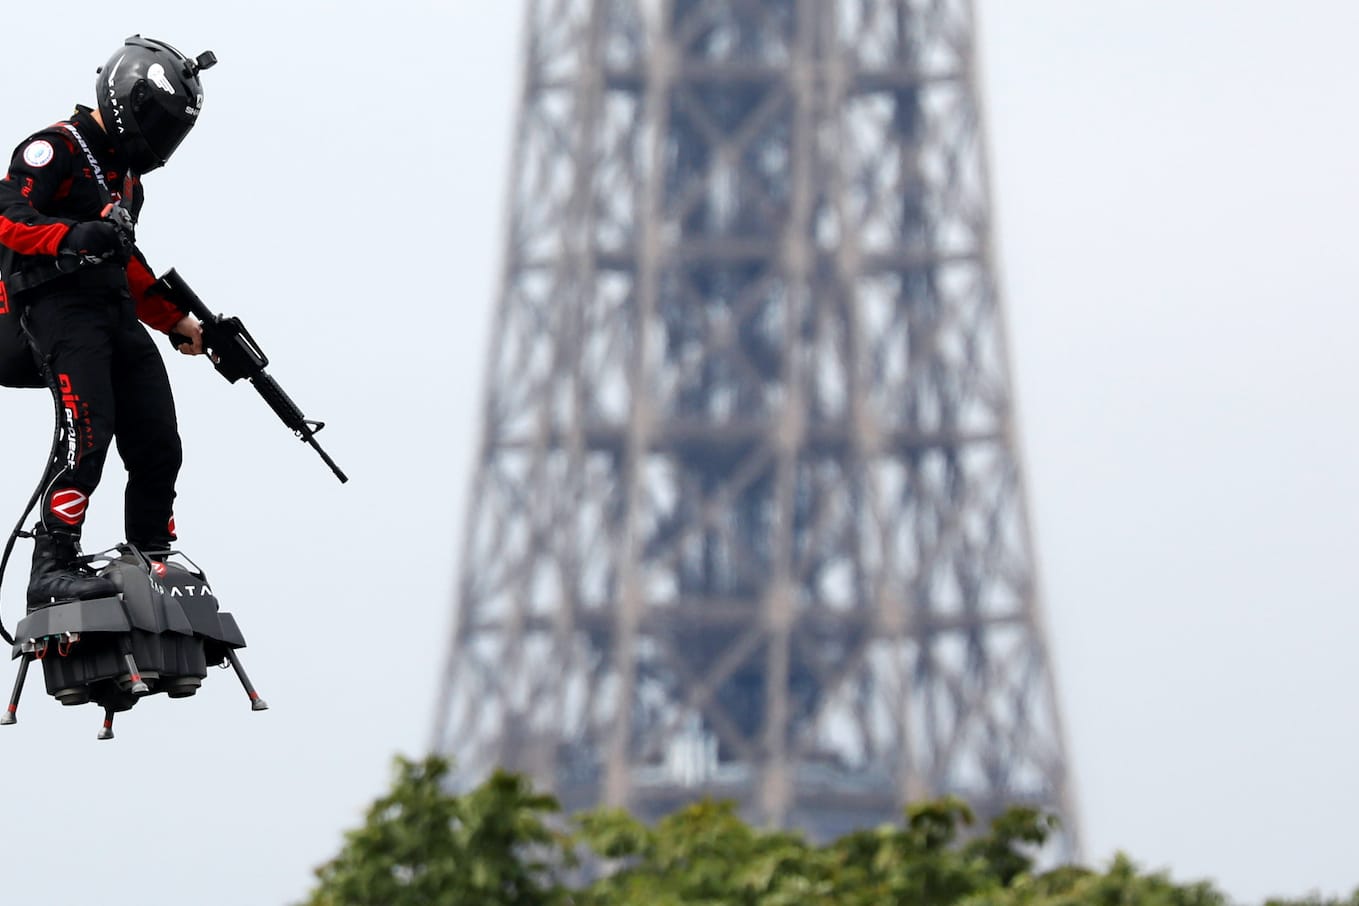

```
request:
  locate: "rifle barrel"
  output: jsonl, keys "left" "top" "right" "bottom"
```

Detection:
{"left": 309, "top": 437, "right": 349, "bottom": 483}
{"left": 153, "top": 268, "right": 348, "bottom": 484}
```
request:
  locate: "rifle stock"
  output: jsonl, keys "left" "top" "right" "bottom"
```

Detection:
{"left": 152, "top": 268, "right": 348, "bottom": 483}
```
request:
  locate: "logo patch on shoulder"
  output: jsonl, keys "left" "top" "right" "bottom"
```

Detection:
{"left": 22, "top": 140, "right": 54, "bottom": 168}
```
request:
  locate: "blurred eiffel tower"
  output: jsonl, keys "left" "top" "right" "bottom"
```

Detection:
{"left": 433, "top": 0, "right": 1079, "bottom": 851}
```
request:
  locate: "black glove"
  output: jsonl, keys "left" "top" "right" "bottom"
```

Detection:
{"left": 58, "top": 220, "right": 127, "bottom": 263}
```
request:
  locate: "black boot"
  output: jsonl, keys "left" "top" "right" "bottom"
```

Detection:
{"left": 28, "top": 530, "right": 117, "bottom": 609}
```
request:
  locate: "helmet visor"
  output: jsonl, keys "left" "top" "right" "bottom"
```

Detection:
{"left": 131, "top": 93, "right": 197, "bottom": 168}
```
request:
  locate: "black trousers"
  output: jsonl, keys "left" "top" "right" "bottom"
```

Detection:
{"left": 22, "top": 286, "right": 181, "bottom": 546}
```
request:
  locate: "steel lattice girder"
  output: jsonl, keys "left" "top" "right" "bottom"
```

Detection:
{"left": 434, "top": 0, "right": 1078, "bottom": 854}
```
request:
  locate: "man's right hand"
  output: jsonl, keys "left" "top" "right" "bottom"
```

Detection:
{"left": 58, "top": 221, "right": 126, "bottom": 262}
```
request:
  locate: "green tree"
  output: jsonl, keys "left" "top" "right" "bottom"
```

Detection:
{"left": 301, "top": 756, "right": 567, "bottom": 906}
{"left": 573, "top": 795, "right": 1068, "bottom": 905}
{"left": 303, "top": 755, "right": 1343, "bottom": 906}
{"left": 575, "top": 798, "right": 835, "bottom": 905}
{"left": 960, "top": 854, "right": 1227, "bottom": 906}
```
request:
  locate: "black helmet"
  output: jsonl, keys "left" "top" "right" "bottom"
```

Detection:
{"left": 95, "top": 35, "right": 217, "bottom": 173}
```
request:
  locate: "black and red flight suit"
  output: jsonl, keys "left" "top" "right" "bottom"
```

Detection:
{"left": 0, "top": 105, "right": 184, "bottom": 548}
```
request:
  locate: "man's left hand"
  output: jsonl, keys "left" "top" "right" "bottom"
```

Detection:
{"left": 171, "top": 315, "right": 205, "bottom": 355}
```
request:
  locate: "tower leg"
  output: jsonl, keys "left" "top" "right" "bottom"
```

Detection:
{"left": 225, "top": 649, "right": 268, "bottom": 711}
{"left": 0, "top": 656, "right": 31, "bottom": 726}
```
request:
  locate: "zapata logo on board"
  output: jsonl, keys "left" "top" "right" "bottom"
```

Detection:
{"left": 50, "top": 489, "right": 88, "bottom": 526}
{"left": 151, "top": 561, "right": 168, "bottom": 579}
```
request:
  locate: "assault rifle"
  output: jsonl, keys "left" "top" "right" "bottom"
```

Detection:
{"left": 153, "top": 268, "right": 348, "bottom": 483}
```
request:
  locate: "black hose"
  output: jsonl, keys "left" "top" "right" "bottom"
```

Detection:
{"left": 0, "top": 316, "right": 64, "bottom": 646}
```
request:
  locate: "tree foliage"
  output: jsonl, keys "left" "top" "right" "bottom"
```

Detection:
{"left": 302, "top": 756, "right": 567, "bottom": 906}
{"left": 301, "top": 755, "right": 1359, "bottom": 906}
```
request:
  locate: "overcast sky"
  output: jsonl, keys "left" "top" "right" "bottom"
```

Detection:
{"left": 0, "top": 2, "right": 1356, "bottom": 903}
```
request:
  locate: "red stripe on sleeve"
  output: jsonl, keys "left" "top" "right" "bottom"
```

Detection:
{"left": 127, "top": 258, "right": 182, "bottom": 333}
{"left": 0, "top": 215, "right": 68, "bottom": 257}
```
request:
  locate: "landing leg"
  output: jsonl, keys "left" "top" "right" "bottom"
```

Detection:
{"left": 121, "top": 653, "right": 149, "bottom": 695}
{"left": 117, "top": 638, "right": 149, "bottom": 696}
{"left": 0, "top": 656, "right": 31, "bottom": 726}
{"left": 225, "top": 649, "right": 268, "bottom": 711}
{"left": 97, "top": 707, "right": 115, "bottom": 741}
